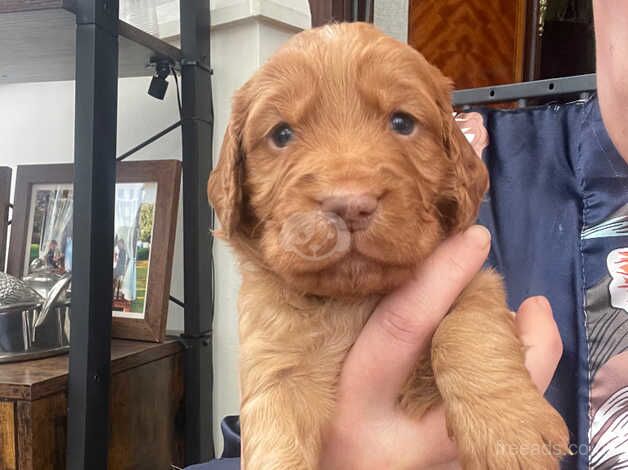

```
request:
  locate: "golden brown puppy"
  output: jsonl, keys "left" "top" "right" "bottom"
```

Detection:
{"left": 208, "top": 22, "right": 569, "bottom": 470}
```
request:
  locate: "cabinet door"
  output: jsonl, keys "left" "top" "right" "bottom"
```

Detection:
{"left": 16, "top": 393, "right": 67, "bottom": 470}
{"left": 0, "top": 401, "right": 16, "bottom": 470}
{"left": 409, "top": 0, "right": 528, "bottom": 89}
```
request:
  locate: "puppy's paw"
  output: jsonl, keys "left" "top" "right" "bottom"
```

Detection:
{"left": 450, "top": 389, "right": 569, "bottom": 470}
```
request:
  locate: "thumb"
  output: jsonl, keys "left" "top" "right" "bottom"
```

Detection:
{"left": 516, "top": 296, "right": 563, "bottom": 392}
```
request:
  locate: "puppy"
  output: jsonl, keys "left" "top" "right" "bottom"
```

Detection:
{"left": 208, "top": 22, "right": 569, "bottom": 470}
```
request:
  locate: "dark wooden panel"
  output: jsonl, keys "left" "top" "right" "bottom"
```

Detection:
{"left": 0, "top": 168, "right": 11, "bottom": 273}
{"left": 12, "top": 352, "right": 183, "bottom": 470}
{"left": 408, "top": 0, "right": 527, "bottom": 89}
{"left": 15, "top": 401, "right": 32, "bottom": 470}
{"left": 0, "top": 339, "right": 183, "bottom": 401}
{"left": 16, "top": 393, "right": 66, "bottom": 470}
{"left": 108, "top": 353, "right": 184, "bottom": 469}
{"left": 0, "top": 401, "right": 17, "bottom": 470}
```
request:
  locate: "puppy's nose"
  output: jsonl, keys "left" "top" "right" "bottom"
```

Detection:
{"left": 321, "top": 193, "right": 378, "bottom": 230}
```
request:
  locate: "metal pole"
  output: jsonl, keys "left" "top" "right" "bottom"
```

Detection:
{"left": 66, "top": 0, "right": 119, "bottom": 468}
{"left": 525, "top": 0, "right": 540, "bottom": 81}
{"left": 117, "top": 120, "right": 182, "bottom": 161}
{"left": 180, "top": 0, "right": 215, "bottom": 463}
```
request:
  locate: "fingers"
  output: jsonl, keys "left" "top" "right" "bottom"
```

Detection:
{"left": 516, "top": 296, "right": 563, "bottom": 392}
{"left": 341, "top": 225, "right": 492, "bottom": 408}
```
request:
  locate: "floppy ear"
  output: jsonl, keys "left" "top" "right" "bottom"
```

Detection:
{"left": 438, "top": 113, "right": 489, "bottom": 234}
{"left": 432, "top": 75, "right": 489, "bottom": 234}
{"left": 207, "top": 116, "right": 245, "bottom": 239}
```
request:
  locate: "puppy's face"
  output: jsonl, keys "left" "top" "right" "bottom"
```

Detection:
{"left": 208, "top": 23, "right": 488, "bottom": 297}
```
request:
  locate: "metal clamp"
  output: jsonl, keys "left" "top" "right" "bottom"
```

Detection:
{"left": 180, "top": 58, "right": 213, "bottom": 75}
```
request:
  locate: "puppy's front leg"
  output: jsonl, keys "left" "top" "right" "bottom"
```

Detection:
{"left": 240, "top": 360, "right": 329, "bottom": 470}
{"left": 238, "top": 287, "right": 372, "bottom": 470}
{"left": 431, "top": 270, "right": 569, "bottom": 470}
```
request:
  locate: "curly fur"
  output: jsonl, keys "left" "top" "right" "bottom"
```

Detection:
{"left": 208, "top": 22, "right": 569, "bottom": 470}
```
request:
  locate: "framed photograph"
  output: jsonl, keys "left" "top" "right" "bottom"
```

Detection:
{"left": 0, "top": 167, "right": 11, "bottom": 272}
{"left": 8, "top": 160, "right": 181, "bottom": 342}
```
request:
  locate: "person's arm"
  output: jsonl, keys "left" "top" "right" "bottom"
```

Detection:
{"left": 594, "top": 0, "right": 628, "bottom": 160}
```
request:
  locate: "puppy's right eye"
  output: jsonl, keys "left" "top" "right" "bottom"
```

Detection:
{"left": 390, "top": 112, "right": 416, "bottom": 136}
{"left": 270, "top": 123, "right": 294, "bottom": 148}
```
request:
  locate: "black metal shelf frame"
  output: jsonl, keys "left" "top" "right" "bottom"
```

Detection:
{"left": 453, "top": 73, "right": 597, "bottom": 107}
{"left": 66, "top": 1, "right": 214, "bottom": 468}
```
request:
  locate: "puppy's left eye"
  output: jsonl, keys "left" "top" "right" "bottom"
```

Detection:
{"left": 390, "top": 112, "right": 416, "bottom": 135}
{"left": 270, "top": 123, "right": 294, "bottom": 148}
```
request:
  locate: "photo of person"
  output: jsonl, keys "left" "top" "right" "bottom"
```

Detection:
{"left": 25, "top": 184, "right": 73, "bottom": 275}
{"left": 113, "top": 238, "right": 129, "bottom": 300}
{"left": 110, "top": 183, "right": 157, "bottom": 317}
{"left": 25, "top": 182, "right": 157, "bottom": 319}
{"left": 44, "top": 239, "right": 62, "bottom": 269}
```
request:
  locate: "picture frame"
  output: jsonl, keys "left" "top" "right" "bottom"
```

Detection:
{"left": 0, "top": 167, "right": 11, "bottom": 272}
{"left": 7, "top": 160, "right": 181, "bottom": 342}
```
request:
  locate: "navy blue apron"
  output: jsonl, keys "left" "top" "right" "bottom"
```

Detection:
{"left": 188, "top": 96, "right": 628, "bottom": 470}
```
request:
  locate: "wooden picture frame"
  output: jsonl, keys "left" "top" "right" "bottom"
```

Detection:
{"left": 0, "top": 167, "right": 11, "bottom": 272}
{"left": 8, "top": 160, "right": 181, "bottom": 342}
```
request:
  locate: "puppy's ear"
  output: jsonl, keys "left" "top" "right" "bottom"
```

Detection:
{"left": 436, "top": 78, "right": 489, "bottom": 234}
{"left": 207, "top": 110, "right": 245, "bottom": 239}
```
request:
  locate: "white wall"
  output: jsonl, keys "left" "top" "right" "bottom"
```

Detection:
{"left": 209, "top": 2, "right": 310, "bottom": 453}
{"left": 0, "top": 76, "right": 186, "bottom": 331}
{"left": 374, "top": 0, "right": 409, "bottom": 43}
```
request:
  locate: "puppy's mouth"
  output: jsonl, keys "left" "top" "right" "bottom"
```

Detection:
{"left": 277, "top": 210, "right": 392, "bottom": 268}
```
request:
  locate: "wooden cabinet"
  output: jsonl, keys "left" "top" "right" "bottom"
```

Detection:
{"left": 408, "top": 0, "right": 528, "bottom": 89}
{"left": 0, "top": 339, "right": 185, "bottom": 470}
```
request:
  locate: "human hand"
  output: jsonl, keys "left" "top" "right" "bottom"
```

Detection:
{"left": 319, "top": 225, "right": 563, "bottom": 470}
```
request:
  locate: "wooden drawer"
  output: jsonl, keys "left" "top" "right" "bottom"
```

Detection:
{"left": 0, "top": 339, "right": 185, "bottom": 470}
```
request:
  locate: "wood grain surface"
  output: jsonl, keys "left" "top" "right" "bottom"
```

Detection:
{"left": 16, "top": 393, "right": 66, "bottom": 470}
{"left": 9, "top": 350, "right": 184, "bottom": 469}
{"left": 0, "top": 401, "right": 17, "bottom": 470}
{"left": 108, "top": 353, "right": 184, "bottom": 469}
{"left": 409, "top": 0, "right": 527, "bottom": 89}
{"left": 0, "top": 339, "right": 183, "bottom": 401}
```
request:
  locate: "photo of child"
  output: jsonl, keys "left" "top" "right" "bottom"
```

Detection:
{"left": 26, "top": 182, "right": 157, "bottom": 318}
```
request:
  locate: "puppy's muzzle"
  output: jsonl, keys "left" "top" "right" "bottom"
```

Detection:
{"left": 320, "top": 192, "right": 378, "bottom": 232}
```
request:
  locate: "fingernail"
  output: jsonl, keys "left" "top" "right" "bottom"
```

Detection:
{"left": 532, "top": 296, "right": 551, "bottom": 311}
{"left": 464, "top": 225, "right": 491, "bottom": 248}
